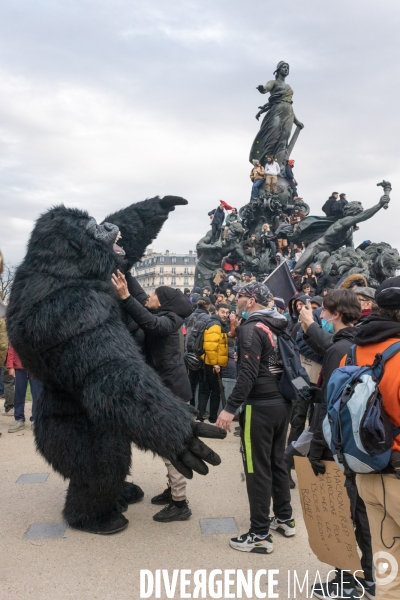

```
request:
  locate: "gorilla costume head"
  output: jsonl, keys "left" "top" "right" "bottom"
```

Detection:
{"left": 7, "top": 195, "right": 225, "bottom": 535}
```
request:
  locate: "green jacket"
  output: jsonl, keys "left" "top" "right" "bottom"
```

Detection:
{"left": 225, "top": 213, "right": 242, "bottom": 227}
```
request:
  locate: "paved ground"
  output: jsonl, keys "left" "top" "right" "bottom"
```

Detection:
{"left": 1, "top": 406, "right": 331, "bottom": 600}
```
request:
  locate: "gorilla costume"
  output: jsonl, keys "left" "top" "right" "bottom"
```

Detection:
{"left": 7, "top": 196, "right": 226, "bottom": 534}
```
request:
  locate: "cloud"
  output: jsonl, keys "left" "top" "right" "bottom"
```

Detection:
{"left": 0, "top": 0, "right": 400, "bottom": 263}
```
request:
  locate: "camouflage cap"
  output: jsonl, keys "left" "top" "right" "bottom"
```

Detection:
{"left": 233, "top": 281, "right": 273, "bottom": 307}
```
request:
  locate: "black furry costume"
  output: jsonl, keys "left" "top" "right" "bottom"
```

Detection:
{"left": 7, "top": 196, "right": 225, "bottom": 534}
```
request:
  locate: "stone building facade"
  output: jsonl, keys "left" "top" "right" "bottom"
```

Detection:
{"left": 132, "top": 249, "right": 196, "bottom": 293}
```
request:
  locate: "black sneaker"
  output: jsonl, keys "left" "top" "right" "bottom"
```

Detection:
{"left": 229, "top": 531, "right": 273, "bottom": 554}
{"left": 151, "top": 487, "right": 172, "bottom": 505}
{"left": 355, "top": 577, "right": 375, "bottom": 600}
{"left": 153, "top": 501, "right": 192, "bottom": 522}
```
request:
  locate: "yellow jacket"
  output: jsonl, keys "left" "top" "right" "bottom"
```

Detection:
{"left": 202, "top": 318, "right": 228, "bottom": 367}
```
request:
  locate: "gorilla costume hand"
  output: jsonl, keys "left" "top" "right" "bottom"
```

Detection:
{"left": 171, "top": 421, "right": 227, "bottom": 479}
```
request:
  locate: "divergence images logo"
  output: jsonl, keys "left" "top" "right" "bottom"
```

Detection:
{"left": 373, "top": 552, "right": 398, "bottom": 586}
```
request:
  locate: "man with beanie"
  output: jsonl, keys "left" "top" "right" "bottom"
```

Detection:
{"left": 217, "top": 282, "right": 294, "bottom": 554}
{"left": 348, "top": 276, "right": 400, "bottom": 600}
{"left": 112, "top": 270, "right": 194, "bottom": 523}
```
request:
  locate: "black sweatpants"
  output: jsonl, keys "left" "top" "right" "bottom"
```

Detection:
{"left": 197, "top": 365, "right": 220, "bottom": 423}
{"left": 240, "top": 399, "right": 292, "bottom": 535}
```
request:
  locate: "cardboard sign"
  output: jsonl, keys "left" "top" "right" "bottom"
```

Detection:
{"left": 300, "top": 354, "right": 322, "bottom": 384}
{"left": 294, "top": 457, "right": 362, "bottom": 574}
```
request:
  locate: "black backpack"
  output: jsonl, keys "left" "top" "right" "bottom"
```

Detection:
{"left": 270, "top": 327, "right": 311, "bottom": 402}
{"left": 184, "top": 314, "right": 210, "bottom": 371}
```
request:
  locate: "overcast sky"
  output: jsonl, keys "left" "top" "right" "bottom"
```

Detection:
{"left": 1, "top": 0, "right": 400, "bottom": 264}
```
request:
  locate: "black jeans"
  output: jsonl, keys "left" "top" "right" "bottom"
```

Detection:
{"left": 197, "top": 365, "right": 220, "bottom": 423}
{"left": 240, "top": 399, "right": 292, "bottom": 535}
{"left": 211, "top": 223, "right": 221, "bottom": 243}
{"left": 342, "top": 474, "right": 373, "bottom": 581}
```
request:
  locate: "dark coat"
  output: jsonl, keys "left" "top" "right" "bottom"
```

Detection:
{"left": 122, "top": 283, "right": 193, "bottom": 402}
{"left": 321, "top": 195, "right": 338, "bottom": 217}
{"left": 309, "top": 327, "right": 357, "bottom": 461}
{"left": 225, "top": 310, "right": 287, "bottom": 413}
{"left": 208, "top": 207, "right": 225, "bottom": 227}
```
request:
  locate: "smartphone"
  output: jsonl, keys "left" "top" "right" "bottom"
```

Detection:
{"left": 292, "top": 376, "right": 310, "bottom": 390}
{"left": 305, "top": 298, "right": 310, "bottom": 306}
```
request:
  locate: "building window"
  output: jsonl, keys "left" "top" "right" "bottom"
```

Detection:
{"left": 172, "top": 257, "right": 176, "bottom": 264}
{"left": 159, "top": 277, "right": 164, "bottom": 284}
{"left": 172, "top": 267, "right": 176, "bottom": 275}
{"left": 171, "top": 277, "right": 176, "bottom": 285}
{"left": 160, "top": 256, "right": 164, "bottom": 263}
{"left": 160, "top": 267, "right": 164, "bottom": 274}
{"left": 184, "top": 257, "right": 189, "bottom": 264}
{"left": 184, "top": 277, "right": 189, "bottom": 285}
{"left": 184, "top": 267, "right": 188, "bottom": 275}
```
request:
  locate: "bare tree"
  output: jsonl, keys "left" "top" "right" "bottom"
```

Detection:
{"left": 0, "top": 263, "right": 17, "bottom": 303}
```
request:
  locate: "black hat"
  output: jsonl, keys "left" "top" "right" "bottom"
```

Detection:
{"left": 273, "top": 297, "right": 286, "bottom": 311}
{"left": 233, "top": 282, "right": 272, "bottom": 307}
{"left": 375, "top": 276, "right": 400, "bottom": 309}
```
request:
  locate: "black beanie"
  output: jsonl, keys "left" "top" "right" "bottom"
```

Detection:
{"left": 155, "top": 286, "right": 193, "bottom": 318}
{"left": 375, "top": 276, "right": 400, "bottom": 309}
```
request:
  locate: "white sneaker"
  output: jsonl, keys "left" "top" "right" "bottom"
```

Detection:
{"left": 8, "top": 420, "right": 25, "bottom": 433}
{"left": 269, "top": 517, "right": 296, "bottom": 537}
{"left": 2, "top": 408, "right": 14, "bottom": 416}
{"left": 229, "top": 531, "right": 273, "bottom": 554}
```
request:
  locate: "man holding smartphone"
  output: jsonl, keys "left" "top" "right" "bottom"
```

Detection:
{"left": 217, "top": 282, "right": 294, "bottom": 554}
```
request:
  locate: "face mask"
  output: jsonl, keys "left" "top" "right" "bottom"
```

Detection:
{"left": 241, "top": 311, "right": 249, "bottom": 320}
{"left": 321, "top": 318, "right": 334, "bottom": 333}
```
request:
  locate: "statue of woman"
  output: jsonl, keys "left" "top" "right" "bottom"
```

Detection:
{"left": 249, "top": 61, "right": 304, "bottom": 167}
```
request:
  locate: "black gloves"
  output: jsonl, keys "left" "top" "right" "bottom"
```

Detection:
{"left": 309, "top": 458, "right": 326, "bottom": 476}
{"left": 171, "top": 421, "right": 227, "bottom": 479}
{"left": 159, "top": 196, "right": 188, "bottom": 211}
{"left": 300, "top": 385, "right": 323, "bottom": 404}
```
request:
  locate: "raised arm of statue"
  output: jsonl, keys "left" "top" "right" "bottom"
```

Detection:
{"left": 339, "top": 195, "right": 390, "bottom": 230}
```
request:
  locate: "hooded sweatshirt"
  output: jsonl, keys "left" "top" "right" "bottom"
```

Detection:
{"left": 224, "top": 308, "right": 288, "bottom": 414}
{"left": 342, "top": 315, "right": 400, "bottom": 452}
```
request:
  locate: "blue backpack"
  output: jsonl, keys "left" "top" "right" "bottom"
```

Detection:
{"left": 323, "top": 341, "right": 400, "bottom": 474}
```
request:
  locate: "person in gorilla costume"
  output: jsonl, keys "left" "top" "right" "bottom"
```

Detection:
{"left": 7, "top": 195, "right": 226, "bottom": 535}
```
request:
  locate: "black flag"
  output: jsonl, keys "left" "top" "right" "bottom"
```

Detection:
{"left": 265, "top": 261, "right": 296, "bottom": 305}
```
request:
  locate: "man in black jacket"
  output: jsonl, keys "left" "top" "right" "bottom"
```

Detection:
{"left": 112, "top": 271, "right": 195, "bottom": 523}
{"left": 217, "top": 282, "right": 294, "bottom": 554}
{"left": 315, "top": 263, "right": 341, "bottom": 295}
{"left": 322, "top": 192, "right": 339, "bottom": 217}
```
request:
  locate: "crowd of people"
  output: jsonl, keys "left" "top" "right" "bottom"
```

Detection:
{"left": 2, "top": 239, "right": 400, "bottom": 600}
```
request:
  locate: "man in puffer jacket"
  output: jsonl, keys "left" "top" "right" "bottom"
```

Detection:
{"left": 197, "top": 304, "right": 229, "bottom": 423}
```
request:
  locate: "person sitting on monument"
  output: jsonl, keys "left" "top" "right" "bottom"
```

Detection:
{"left": 289, "top": 207, "right": 306, "bottom": 226}
{"left": 295, "top": 194, "right": 390, "bottom": 274}
{"left": 264, "top": 155, "right": 280, "bottom": 195}
{"left": 243, "top": 233, "right": 261, "bottom": 257}
{"left": 223, "top": 208, "right": 242, "bottom": 240}
{"left": 260, "top": 223, "right": 277, "bottom": 257}
{"left": 250, "top": 160, "right": 266, "bottom": 199}
{"left": 284, "top": 159, "right": 298, "bottom": 197}
{"left": 275, "top": 212, "right": 292, "bottom": 256}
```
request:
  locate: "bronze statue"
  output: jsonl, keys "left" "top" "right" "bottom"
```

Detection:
{"left": 249, "top": 61, "right": 304, "bottom": 167}
{"left": 294, "top": 194, "right": 391, "bottom": 273}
